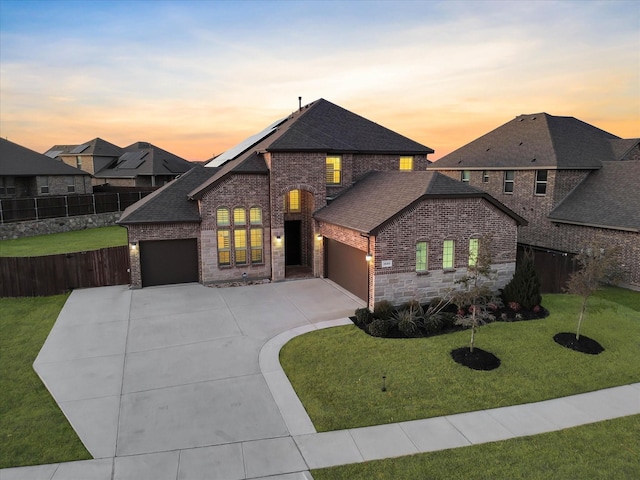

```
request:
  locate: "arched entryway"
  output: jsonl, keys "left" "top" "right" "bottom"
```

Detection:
{"left": 283, "top": 188, "right": 315, "bottom": 278}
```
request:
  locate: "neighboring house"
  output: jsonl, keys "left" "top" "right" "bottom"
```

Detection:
{"left": 46, "top": 138, "right": 193, "bottom": 188}
{"left": 428, "top": 113, "right": 640, "bottom": 289}
{"left": 1, "top": 138, "right": 92, "bottom": 197}
{"left": 119, "top": 99, "right": 523, "bottom": 308}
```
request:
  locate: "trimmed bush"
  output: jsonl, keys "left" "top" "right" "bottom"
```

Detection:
{"left": 373, "top": 300, "right": 393, "bottom": 320}
{"left": 368, "top": 318, "right": 390, "bottom": 337}
{"left": 394, "top": 309, "right": 421, "bottom": 338}
{"left": 354, "top": 307, "right": 372, "bottom": 326}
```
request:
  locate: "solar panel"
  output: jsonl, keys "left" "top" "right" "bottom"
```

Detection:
{"left": 70, "top": 144, "right": 89, "bottom": 154}
{"left": 207, "top": 117, "right": 286, "bottom": 167}
{"left": 117, "top": 151, "right": 148, "bottom": 169}
{"left": 45, "top": 150, "right": 63, "bottom": 158}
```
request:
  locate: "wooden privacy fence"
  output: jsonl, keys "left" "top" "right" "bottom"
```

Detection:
{"left": 518, "top": 245, "right": 577, "bottom": 294}
{"left": 0, "top": 246, "right": 130, "bottom": 297}
{"left": 0, "top": 191, "right": 151, "bottom": 224}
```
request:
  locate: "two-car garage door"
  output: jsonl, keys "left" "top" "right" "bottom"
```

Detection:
{"left": 139, "top": 239, "right": 199, "bottom": 287}
{"left": 325, "top": 238, "right": 368, "bottom": 301}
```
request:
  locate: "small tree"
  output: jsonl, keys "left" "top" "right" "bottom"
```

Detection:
{"left": 502, "top": 247, "right": 542, "bottom": 310}
{"left": 452, "top": 237, "right": 497, "bottom": 352}
{"left": 565, "top": 241, "right": 626, "bottom": 340}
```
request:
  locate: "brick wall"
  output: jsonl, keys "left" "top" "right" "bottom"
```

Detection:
{"left": 437, "top": 168, "right": 589, "bottom": 247}
{"left": 125, "top": 222, "right": 201, "bottom": 288}
{"left": 319, "top": 196, "right": 518, "bottom": 308}
{"left": 37, "top": 175, "right": 91, "bottom": 196}
{"left": 199, "top": 173, "right": 272, "bottom": 283}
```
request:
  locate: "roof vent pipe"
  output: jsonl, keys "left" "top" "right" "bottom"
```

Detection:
{"left": 298, "top": 96, "right": 302, "bottom": 112}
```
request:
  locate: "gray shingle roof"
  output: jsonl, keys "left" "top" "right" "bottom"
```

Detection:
{"left": 430, "top": 113, "right": 624, "bottom": 170}
{"left": 46, "top": 137, "right": 124, "bottom": 158}
{"left": 548, "top": 161, "right": 640, "bottom": 232}
{"left": 190, "top": 98, "right": 434, "bottom": 199}
{"left": 313, "top": 171, "right": 525, "bottom": 234}
{"left": 1, "top": 138, "right": 90, "bottom": 176}
{"left": 117, "top": 166, "right": 218, "bottom": 224}
{"left": 95, "top": 142, "right": 193, "bottom": 178}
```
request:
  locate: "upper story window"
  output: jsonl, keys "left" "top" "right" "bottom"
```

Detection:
{"left": 503, "top": 170, "right": 515, "bottom": 193}
{"left": 76, "top": 156, "right": 82, "bottom": 169}
{"left": 469, "top": 238, "right": 479, "bottom": 267}
{"left": 535, "top": 170, "right": 548, "bottom": 195}
{"left": 233, "top": 207, "right": 246, "bottom": 226}
{"left": 461, "top": 170, "right": 470, "bottom": 183}
{"left": 249, "top": 206, "right": 262, "bottom": 224}
{"left": 482, "top": 171, "right": 489, "bottom": 183}
{"left": 326, "top": 155, "right": 342, "bottom": 185}
{"left": 399, "top": 156, "right": 414, "bottom": 171}
{"left": 416, "top": 241, "right": 428, "bottom": 272}
{"left": 67, "top": 176, "right": 75, "bottom": 193}
{"left": 285, "top": 189, "right": 301, "bottom": 213}
{"left": 443, "top": 240, "right": 455, "bottom": 269}
{"left": 217, "top": 207, "right": 230, "bottom": 226}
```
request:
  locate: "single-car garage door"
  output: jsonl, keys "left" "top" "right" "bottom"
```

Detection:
{"left": 325, "top": 238, "right": 368, "bottom": 301}
{"left": 140, "top": 238, "right": 199, "bottom": 287}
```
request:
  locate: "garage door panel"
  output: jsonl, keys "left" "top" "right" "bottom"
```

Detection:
{"left": 325, "top": 238, "right": 367, "bottom": 301}
{"left": 140, "top": 239, "right": 198, "bottom": 287}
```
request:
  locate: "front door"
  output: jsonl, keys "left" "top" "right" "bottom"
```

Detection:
{"left": 284, "top": 220, "right": 301, "bottom": 265}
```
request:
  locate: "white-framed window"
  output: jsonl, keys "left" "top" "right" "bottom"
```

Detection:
{"left": 535, "top": 170, "right": 548, "bottom": 195}
{"left": 482, "top": 170, "right": 489, "bottom": 183}
{"left": 217, "top": 206, "right": 264, "bottom": 268}
{"left": 67, "top": 176, "right": 75, "bottom": 193}
{"left": 234, "top": 229, "right": 247, "bottom": 265}
{"left": 0, "top": 177, "right": 16, "bottom": 196}
{"left": 443, "top": 240, "right": 455, "bottom": 269}
{"left": 504, "top": 170, "right": 515, "bottom": 193}
{"left": 250, "top": 228, "right": 263, "bottom": 263}
{"left": 400, "top": 156, "right": 414, "bottom": 171}
{"left": 76, "top": 156, "right": 82, "bottom": 169}
{"left": 40, "top": 176, "right": 49, "bottom": 194}
{"left": 326, "top": 155, "right": 342, "bottom": 185}
{"left": 416, "top": 241, "right": 428, "bottom": 272}
{"left": 461, "top": 170, "right": 470, "bottom": 183}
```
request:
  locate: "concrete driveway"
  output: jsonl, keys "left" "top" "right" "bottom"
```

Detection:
{"left": 30, "top": 279, "right": 364, "bottom": 479}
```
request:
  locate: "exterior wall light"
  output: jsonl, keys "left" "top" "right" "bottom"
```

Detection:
{"left": 316, "top": 234, "right": 322, "bottom": 241}
{"left": 130, "top": 242, "right": 137, "bottom": 251}
{"left": 276, "top": 235, "right": 282, "bottom": 242}
{"left": 365, "top": 252, "right": 372, "bottom": 262}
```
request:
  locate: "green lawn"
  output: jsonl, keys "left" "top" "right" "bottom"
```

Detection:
{"left": 312, "top": 414, "right": 640, "bottom": 480}
{"left": 280, "top": 290, "right": 640, "bottom": 432}
{"left": 0, "top": 295, "right": 91, "bottom": 469}
{"left": 0, "top": 226, "right": 128, "bottom": 257}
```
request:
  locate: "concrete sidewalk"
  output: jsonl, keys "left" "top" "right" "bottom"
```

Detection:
{"left": 2, "top": 281, "right": 639, "bottom": 480}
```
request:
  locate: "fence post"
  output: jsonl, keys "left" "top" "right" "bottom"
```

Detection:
{"left": 92, "top": 194, "right": 97, "bottom": 215}
{"left": 117, "top": 193, "right": 121, "bottom": 212}
{"left": 65, "top": 195, "right": 69, "bottom": 218}
{"left": 34, "top": 197, "right": 39, "bottom": 220}
{"left": 0, "top": 198, "right": 3, "bottom": 225}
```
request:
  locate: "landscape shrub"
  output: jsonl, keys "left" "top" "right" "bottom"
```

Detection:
{"left": 502, "top": 247, "right": 543, "bottom": 310}
{"left": 373, "top": 300, "right": 393, "bottom": 320}
{"left": 394, "top": 309, "right": 421, "bottom": 338}
{"left": 368, "top": 318, "right": 390, "bottom": 337}
{"left": 354, "top": 307, "right": 371, "bottom": 326}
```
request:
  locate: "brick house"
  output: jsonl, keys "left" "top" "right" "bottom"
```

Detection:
{"left": 118, "top": 99, "right": 523, "bottom": 307}
{"left": 46, "top": 138, "right": 193, "bottom": 188}
{"left": 1, "top": 138, "right": 92, "bottom": 197}
{"left": 428, "top": 113, "right": 640, "bottom": 289}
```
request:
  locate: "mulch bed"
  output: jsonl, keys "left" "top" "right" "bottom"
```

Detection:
{"left": 450, "top": 347, "right": 501, "bottom": 371}
{"left": 553, "top": 332, "right": 605, "bottom": 355}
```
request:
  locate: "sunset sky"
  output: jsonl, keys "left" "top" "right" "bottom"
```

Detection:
{"left": 1, "top": 0, "right": 638, "bottom": 161}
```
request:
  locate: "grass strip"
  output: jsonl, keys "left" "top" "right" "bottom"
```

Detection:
{"left": 0, "top": 226, "right": 127, "bottom": 257}
{"left": 312, "top": 414, "right": 640, "bottom": 480}
{"left": 280, "top": 292, "right": 640, "bottom": 432}
{"left": 0, "top": 295, "right": 91, "bottom": 468}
